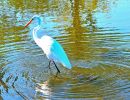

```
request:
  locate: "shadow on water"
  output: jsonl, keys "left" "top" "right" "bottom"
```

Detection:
{"left": 1, "top": 0, "right": 130, "bottom": 99}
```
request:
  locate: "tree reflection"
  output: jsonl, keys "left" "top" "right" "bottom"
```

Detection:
{"left": 64, "top": 0, "right": 98, "bottom": 60}
{"left": 63, "top": 0, "right": 117, "bottom": 60}
{"left": 8, "top": 0, "right": 49, "bottom": 11}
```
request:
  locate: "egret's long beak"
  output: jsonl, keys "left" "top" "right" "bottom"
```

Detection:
{"left": 24, "top": 19, "right": 33, "bottom": 28}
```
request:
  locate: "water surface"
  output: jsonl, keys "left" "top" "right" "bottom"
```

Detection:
{"left": 1, "top": 0, "right": 130, "bottom": 99}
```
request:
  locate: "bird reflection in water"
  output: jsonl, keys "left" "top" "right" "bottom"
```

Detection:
{"left": 35, "top": 81, "right": 52, "bottom": 99}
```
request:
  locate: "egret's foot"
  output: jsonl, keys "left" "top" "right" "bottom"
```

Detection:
{"left": 55, "top": 71, "right": 60, "bottom": 77}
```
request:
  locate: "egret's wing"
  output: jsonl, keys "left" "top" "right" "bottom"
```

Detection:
{"left": 51, "top": 40, "right": 72, "bottom": 69}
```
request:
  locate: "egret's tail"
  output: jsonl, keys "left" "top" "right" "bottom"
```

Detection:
{"left": 50, "top": 39, "right": 72, "bottom": 69}
{"left": 62, "top": 59, "right": 72, "bottom": 69}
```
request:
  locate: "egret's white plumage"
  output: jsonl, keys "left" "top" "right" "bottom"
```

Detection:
{"left": 25, "top": 16, "right": 72, "bottom": 72}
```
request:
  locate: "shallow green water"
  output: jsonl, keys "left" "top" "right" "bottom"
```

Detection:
{"left": 1, "top": 0, "right": 130, "bottom": 99}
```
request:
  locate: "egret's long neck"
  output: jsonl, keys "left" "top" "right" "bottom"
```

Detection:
{"left": 37, "top": 18, "right": 41, "bottom": 25}
{"left": 32, "top": 17, "right": 42, "bottom": 40}
{"left": 33, "top": 25, "right": 40, "bottom": 40}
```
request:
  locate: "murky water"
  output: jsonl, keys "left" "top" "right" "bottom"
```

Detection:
{"left": 1, "top": 0, "right": 130, "bottom": 99}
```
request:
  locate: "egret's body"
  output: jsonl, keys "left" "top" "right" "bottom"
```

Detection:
{"left": 25, "top": 16, "right": 72, "bottom": 73}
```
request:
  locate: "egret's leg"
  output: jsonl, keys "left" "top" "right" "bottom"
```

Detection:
{"left": 48, "top": 60, "right": 51, "bottom": 69}
{"left": 53, "top": 61, "right": 60, "bottom": 73}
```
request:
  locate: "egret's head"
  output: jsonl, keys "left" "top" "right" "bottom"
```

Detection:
{"left": 24, "top": 15, "right": 42, "bottom": 28}
{"left": 32, "top": 15, "right": 42, "bottom": 24}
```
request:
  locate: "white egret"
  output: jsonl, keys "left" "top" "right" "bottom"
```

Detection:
{"left": 24, "top": 15, "right": 72, "bottom": 73}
